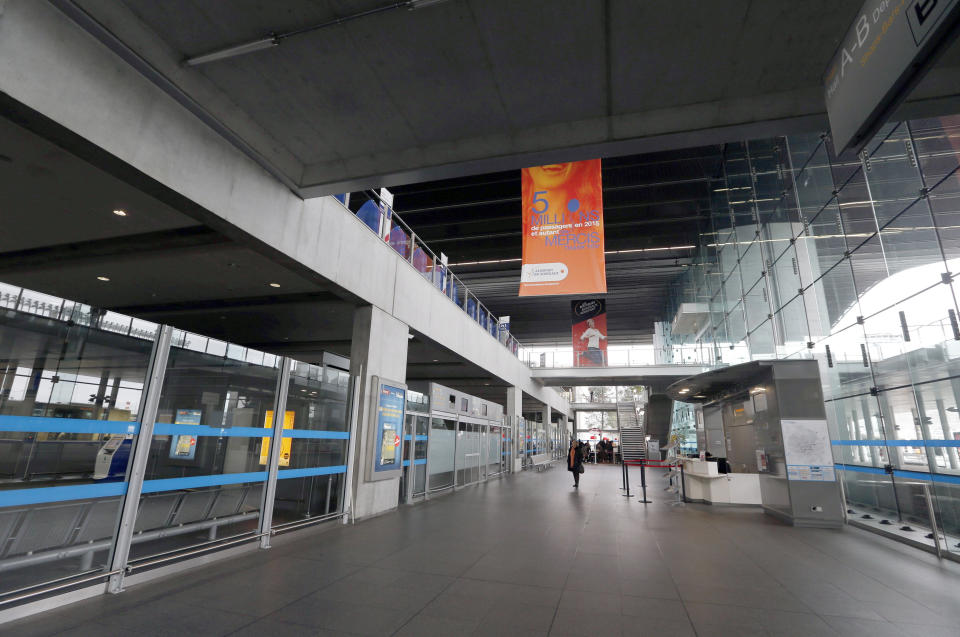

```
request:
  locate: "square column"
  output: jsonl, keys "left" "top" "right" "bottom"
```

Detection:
{"left": 348, "top": 306, "right": 409, "bottom": 521}
{"left": 507, "top": 387, "right": 522, "bottom": 472}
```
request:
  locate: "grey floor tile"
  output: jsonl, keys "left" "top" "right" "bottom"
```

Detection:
{"left": 393, "top": 613, "right": 479, "bottom": 636}
{"left": 5, "top": 466, "right": 960, "bottom": 637}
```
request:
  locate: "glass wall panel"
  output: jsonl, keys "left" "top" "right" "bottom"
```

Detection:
{"left": 428, "top": 417, "right": 455, "bottom": 490}
{"left": 272, "top": 360, "right": 349, "bottom": 526}
{"left": 0, "top": 293, "right": 155, "bottom": 595}
{"left": 130, "top": 331, "right": 280, "bottom": 562}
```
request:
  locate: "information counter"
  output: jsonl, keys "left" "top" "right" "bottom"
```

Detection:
{"left": 679, "top": 458, "right": 762, "bottom": 506}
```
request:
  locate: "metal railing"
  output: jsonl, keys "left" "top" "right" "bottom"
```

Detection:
{"left": 335, "top": 191, "right": 525, "bottom": 359}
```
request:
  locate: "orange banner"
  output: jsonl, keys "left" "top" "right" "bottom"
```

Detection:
{"left": 519, "top": 160, "right": 606, "bottom": 296}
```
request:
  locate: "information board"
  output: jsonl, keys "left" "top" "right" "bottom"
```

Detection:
{"left": 824, "top": 0, "right": 960, "bottom": 153}
{"left": 169, "top": 409, "right": 201, "bottom": 460}
{"left": 373, "top": 380, "right": 406, "bottom": 474}
{"left": 782, "top": 419, "right": 836, "bottom": 482}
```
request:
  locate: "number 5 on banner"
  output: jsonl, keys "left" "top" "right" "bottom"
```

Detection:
{"left": 532, "top": 191, "right": 548, "bottom": 213}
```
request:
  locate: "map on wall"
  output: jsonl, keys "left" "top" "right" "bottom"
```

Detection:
{"left": 782, "top": 419, "right": 835, "bottom": 482}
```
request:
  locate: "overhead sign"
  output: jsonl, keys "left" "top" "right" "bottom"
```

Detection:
{"left": 519, "top": 160, "right": 606, "bottom": 296}
{"left": 571, "top": 299, "right": 607, "bottom": 367}
{"left": 824, "top": 0, "right": 960, "bottom": 153}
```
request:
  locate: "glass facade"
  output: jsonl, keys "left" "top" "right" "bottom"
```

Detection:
{"left": 0, "top": 284, "right": 352, "bottom": 600}
{"left": 664, "top": 118, "right": 960, "bottom": 555}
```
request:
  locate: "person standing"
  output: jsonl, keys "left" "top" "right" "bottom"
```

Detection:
{"left": 568, "top": 439, "right": 584, "bottom": 488}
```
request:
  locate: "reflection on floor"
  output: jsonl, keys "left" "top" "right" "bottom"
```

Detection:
{"left": 8, "top": 465, "right": 960, "bottom": 636}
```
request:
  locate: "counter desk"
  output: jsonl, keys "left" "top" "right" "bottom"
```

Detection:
{"left": 679, "top": 458, "right": 762, "bottom": 506}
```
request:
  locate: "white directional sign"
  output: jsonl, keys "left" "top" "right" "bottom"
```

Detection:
{"left": 824, "top": 0, "right": 960, "bottom": 153}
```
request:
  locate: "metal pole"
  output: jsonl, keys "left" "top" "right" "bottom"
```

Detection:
{"left": 107, "top": 324, "right": 173, "bottom": 594}
{"left": 922, "top": 484, "right": 942, "bottom": 559}
{"left": 679, "top": 463, "right": 686, "bottom": 503}
{"left": 639, "top": 462, "right": 652, "bottom": 503}
{"left": 258, "top": 357, "right": 291, "bottom": 548}
{"left": 342, "top": 364, "right": 363, "bottom": 524}
{"left": 622, "top": 461, "right": 633, "bottom": 498}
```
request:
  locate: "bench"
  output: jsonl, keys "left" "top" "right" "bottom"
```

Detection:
{"left": 530, "top": 453, "right": 556, "bottom": 472}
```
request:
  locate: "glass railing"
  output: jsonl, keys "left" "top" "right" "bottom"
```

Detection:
{"left": 522, "top": 347, "right": 708, "bottom": 369}
{"left": 335, "top": 191, "right": 524, "bottom": 358}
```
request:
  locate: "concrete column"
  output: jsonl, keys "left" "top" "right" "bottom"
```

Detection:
{"left": 507, "top": 386, "right": 522, "bottom": 472}
{"left": 347, "top": 305, "right": 409, "bottom": 521}
{"left": 542, "top": 405, "right": 552, "bottom": 456}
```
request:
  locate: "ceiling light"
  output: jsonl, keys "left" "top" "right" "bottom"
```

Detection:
{"left": 432, "top": 359, "right": 439, "bottom": 362}
{"left": 678, "top": 388, "right": 689, "bottom": 394}
{"left": 185, "top": 35, "right": 279, "bottom": 66}
{"left": 269, "top": 282, "right": 281, "bottom": 288}
{"left": 112, "top": 209, "right": 127, "bottom": 217}
{"left": 96, "top": 276, "right": 110, "bottom": 282}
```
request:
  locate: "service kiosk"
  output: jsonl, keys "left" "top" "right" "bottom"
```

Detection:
{"left": 667, "top": 360, "right": 844, "bottom": 528}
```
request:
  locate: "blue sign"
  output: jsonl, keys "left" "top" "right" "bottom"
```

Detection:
{"left": 169, "top": 409, "right": 202, "bottom": 460}
{"left": 375, "top": 384, "right": 405, "bottom": 472}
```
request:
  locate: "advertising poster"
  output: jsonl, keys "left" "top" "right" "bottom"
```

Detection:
{"left": 519, "top": 159, "right": 606, "bottom": 296}
{"left": 260, "top": 410, "right": 295, "bottom": 467}
{"left": 169, "top": 409, "right": 202, "bottom": 460}
{"left": 571, "top": 299, "right": 607, "bottom": 367}
{"left": 375, "top": 384, "right": 405, "bottom": 472}
{"left": 498, "top": 315, "right": 510, "bottom": 344}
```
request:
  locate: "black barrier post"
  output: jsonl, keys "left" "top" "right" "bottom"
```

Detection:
{"left": 622, "top": 461, "right": 634, "bottom": 498}
{"left": 638, "top": 462, "right": 652, "bottom": 503}
{"left": 679, "top": 463, "right": 686, "bottom": 503}
{"left": 620, "top": 459, "right": 627, "bottom": 490}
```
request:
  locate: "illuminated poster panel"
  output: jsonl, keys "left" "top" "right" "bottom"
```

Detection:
{"left": 169, "top": 409, "right": 201, "bottom": 460}
{"left": 520, "top": 160, "right": 606, "bottom": 296}
{"left": 260, "top": 410, "right": 295, "bottom": 467}
{"left": 571, "top": 299, "right": 607, "bottom": 367}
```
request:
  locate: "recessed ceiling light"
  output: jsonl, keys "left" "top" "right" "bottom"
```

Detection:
{"left": 112, "top": 209, "right": 127, "bottom": 217}
{"left": 432, "top": 359, "right": 439, "bottom": 362}
{"left": 96, "top": 276, "right": 110, "bottom": 282}
{"left": 269, "top": 282, "right": 281, "bottom": 288}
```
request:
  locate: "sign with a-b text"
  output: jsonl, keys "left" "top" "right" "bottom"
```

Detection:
{"left": 824, "top": 0, "right": 960, "bottom": 153}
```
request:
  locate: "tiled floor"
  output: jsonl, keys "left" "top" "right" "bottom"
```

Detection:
{"left": 8, "top": 464, "right": 960, "bottom": 636}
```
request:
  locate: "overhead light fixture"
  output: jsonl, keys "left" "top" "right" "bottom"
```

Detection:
{"left": 269, "top": 282, "right": 281, "bottom": 288}
{"left": 184, "top": 1, "right": 453, "bottom": 67}
{"left": 96, "top": 276, "right": 110, "bottom": 282}
{"left": 678, "top": 388, "right": 689, "bottom": 394}
{"left": 433, "top": 359, "right": 439, "bottom": 362}
{"left": 112, "top": 209, "right": 127, "bottom": 217}
{"left": 185, "top": 35, "right": 279, "bottom": 66}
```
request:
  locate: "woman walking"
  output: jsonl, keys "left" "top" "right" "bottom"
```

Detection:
{"left": 568, "top": 439, "right": 584, "bottom": 488}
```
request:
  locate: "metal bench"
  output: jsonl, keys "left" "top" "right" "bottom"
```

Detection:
{"left": 530, "top": 453, "right": 556, "bottom": 472}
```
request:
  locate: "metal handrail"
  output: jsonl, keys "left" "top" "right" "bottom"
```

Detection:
{"left": 337, "top": 190, "right": 527, "bottom": 358}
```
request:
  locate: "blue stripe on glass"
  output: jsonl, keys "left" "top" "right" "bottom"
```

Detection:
{"left": 282, "top": 430, "right": 350, "bottom": 440}
{"left": 413, "top": 459, "right": 426, "bottom": 466}
{"left": 153, "top": 424, "right": 268, "bottom": 438}
{"left": 277, "top": 465, "right": 347, "bottom": 479}
{"left": 415, "top": 435, "right": 428, "bottom": 441}
{"left": 141, "top": 471, "right": 267, "bottom": 493}
{"left": 0, "top": 481, "right": 127, "bottom": 507}
{"left": 833, "top": 439, "right": 960, "bottom": 447}
{"left": 404, "top": 435, "right": 412, "bottom": 441}
{"left": 835, "top": 463, "right": 960, "bottom": 485}
{"left": 0, "top": 415, "right": 138, "bottom": 435}
{"left": 402, "top": 460, "right": 410, "bottom": 467}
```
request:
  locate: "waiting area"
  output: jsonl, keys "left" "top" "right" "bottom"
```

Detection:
{"left": 8, "top": 464, "right": 960, "bottom": 637}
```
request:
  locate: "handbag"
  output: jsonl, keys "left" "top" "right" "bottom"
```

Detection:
{"left": 578, "top": 464, "right": 585, "bottom": 474}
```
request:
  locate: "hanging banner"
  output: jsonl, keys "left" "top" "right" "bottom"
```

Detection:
{"left": 571, "top": 299, "right": 607, "bottom": 367}
{"left": 520, "top": 160, "right": 606, "bottom": 296}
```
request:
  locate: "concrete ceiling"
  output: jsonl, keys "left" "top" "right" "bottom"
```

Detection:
{"left": 59, "top": 0, "right": 960, "bottom": 196}
{"left": 0, "top": 110, "right": 538, "bottom": 407}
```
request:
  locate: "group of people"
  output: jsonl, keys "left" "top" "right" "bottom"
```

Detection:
{"left": 595, "top": 438, "right": 616, "bottom": 463}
